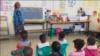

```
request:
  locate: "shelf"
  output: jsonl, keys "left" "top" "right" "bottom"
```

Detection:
{"left": 26, "top": 29, "right": 48, "bottom": 33}
{"left": 0, "top": 27, "right": 8, "bottom": 31}
{"left": 0, "top": 35, "right": 9, "bottom": 40}
{"left": 25, "top": 20, "right": 47, "bottom": 24}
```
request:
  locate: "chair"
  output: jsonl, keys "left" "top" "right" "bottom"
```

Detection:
{"left": 60, "top": 43, "right": 69, "bottom": 56}
{"left": 11, "top": 48, "right": 23, "bottom": 56}
{"left": 36, "top": 46, "right": 52, "bottom": 56}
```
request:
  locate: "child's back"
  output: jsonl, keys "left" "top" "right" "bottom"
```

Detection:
{"left": 69, "top": 50, "right": 85, "bottom": 56}
{"left": 69, "top": 39, "right": 85, "bottom": 56}
{"left": 36, "top": 34, "right": 51, "bottom": 56}
{"left": 16, "top": 31, "right": 31, "bottom": 50}
{"left": 37, "top": 34, "right": 50, "bottom": 48}
{"left": 50, "top": 41, "right": 62, "bottom": 56}
{"left": 37, "top": 41, "right": 49, "bottom": 49}
{"left": 58, "top": 31, "right": 69, "bottom": 56}
{"left": 84, "top": 37, "right": 98, "bottom": 56}
{"left": 17, "top": 39, "right": 31, "bottom": 50}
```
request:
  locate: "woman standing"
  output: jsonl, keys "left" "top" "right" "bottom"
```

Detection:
{"left": 13, "top": 2, "right": 25, "bottom": 40}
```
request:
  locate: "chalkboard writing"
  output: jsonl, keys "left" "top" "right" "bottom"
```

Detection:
{"left": 21, "top": 7, "right": 43, "bottom": 20}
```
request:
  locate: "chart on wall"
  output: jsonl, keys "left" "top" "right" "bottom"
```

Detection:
{"left": 0, "top": 0, "right": 14, "bottom": 15}
{"left": 68, "top": 0, "right": 76, "bottom": 7}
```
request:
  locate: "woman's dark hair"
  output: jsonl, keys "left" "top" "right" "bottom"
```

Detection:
{"left": 39, "top": 34, "right": 46, "bottom": 42}
{"left": 23, "top": 47, "right": 33, "bottom": 56}
{"left": 52, "top": 41, "right": 61, "bottom": 52}
{"left": 14, "top": 2, "right": 20, "bottom": 9}
{"left": 73, "top": 39, "right": 85, "bottom": 51}
{"left": 87, "top": 37, "right": 96, "bottom": 45}
{"left": 59, "top": 31, "right": 65, "bottom": 39}
{"left": 20, "top": 30, "right": 28, "bottom": 40}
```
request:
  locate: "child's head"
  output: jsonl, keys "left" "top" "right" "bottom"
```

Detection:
{"left": 73, "top": 39, "right": 85, "bottom": 51}
{"left": 59, "top": 31, "right": 65, "bottom": 40}
{"left": 52, "top": 41, "right": 61, "bottom": 52}
{"left": 87, "top": 37, "right": 96, "bottom": 45}
{"left": 14, "top": 2, "right": 21, "bottom": 9}
{"left": 20, "top": 30, "right": 28, "bottom": 40}
{"left": 39, "top": 34, "right": 46, "bottom": 43}
{"left": 23, "top": 47, "right": 33, "bottom": 56}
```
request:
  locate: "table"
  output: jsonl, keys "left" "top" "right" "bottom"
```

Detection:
{"left": 48, "top": 20, "right": 90, "bottom": 31}
{"left": 25, "top": 20, "right": 48, "bottom": 33}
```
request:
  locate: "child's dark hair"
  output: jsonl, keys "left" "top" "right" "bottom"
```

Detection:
{"left": 20, "top": 30, "right": 28, "bottom": 40}
{"left": 39, "top": 34, "right": 46, "bottom": 42}
{"left": 14, "top": 2, "right": 20, "bottom": 9}
{"left": 59, "top": 31, "right": 65, "bottom": 39}
{"left": 73, "top": 39, "right": 85, "bottom": 51}
{"left": 52, "top": 41, "right": 61, "bottom": 52}
{"left": 87, "top": 37, "right": 96, "bottom": 45}
{"left": 23, "top": 47, "right": 33, "bottom": 56}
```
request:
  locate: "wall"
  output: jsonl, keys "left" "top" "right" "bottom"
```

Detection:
{"left": 0, "top": 0, "right": 100, "bottom": 37}
{"left": 82, "top": 1, "right": 100, "bottom": 31}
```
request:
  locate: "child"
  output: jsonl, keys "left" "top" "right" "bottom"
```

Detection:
{"left": 11, "top": 31, "right": 31, "bottom": 56}
{"left": 50, "top": 41, "right": 62, "bottom": 56}
{"left": 84, "top": 37, "right": 99, "bottom": 56}
{"left": 13, "top": 2, "right": 25, "bottom": 40}
{"left": 69, "top": 39, "right": 85, "bottom": 56}
{"left": 58, "top": 31, "right": 68, "bottom": 45}
{"left": 37, "top": 34, "right": 49, "bottom": 48}
{"left": 36, "top": 34, "right": 50, "bottom": 56}
{"left": 58, "top": 31, "right": 69, "bottom": 56}
{"left": 16, "top": 30, "right": 31, "bottom": 50}
{"left": 23, "top": 47, "right": 33, "bottom": 56}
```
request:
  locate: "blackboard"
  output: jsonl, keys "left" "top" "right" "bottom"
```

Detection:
{"left": 21, "top": 7, "right": 43, "bottom": 20}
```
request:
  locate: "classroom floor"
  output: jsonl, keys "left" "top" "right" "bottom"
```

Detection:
{"left": 0, "top": 34, "right": 99, "bottom": 56}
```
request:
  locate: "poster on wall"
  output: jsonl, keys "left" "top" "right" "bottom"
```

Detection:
{"left": 68, "top": 0, "right": 76, "bottom": 7}
{"left": 1, "top": 0, "right": 14, "bottom": 16}
{"left": 59, "top": 0, "right": 66, "bottom": 11}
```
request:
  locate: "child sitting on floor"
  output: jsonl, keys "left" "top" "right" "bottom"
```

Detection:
{"left": 58, "top": 31, "right": 69, "bottom": 56}
{"left": 58, "top": 31, "right": 68, "bottom": 44}
{"left": 69, "top": 39, "right": 85, "bottom": 56}
{"left": 36, "top": 34, "right": 49, "bottom": 49}
{"left": 36, "top": 34, "right": 50, "bottom": 56}
{"left": 50, "top": 41, "right": 62, "bottom": 56}
{"left": 84, "top": 37, "right": 99, "bottom": 56}
{"left": 11, "top": 31, "right": 31, "bottom": 56}
{"left": 16, "top": 30, "right": 31, "bottom": 50}
{"left": 23, "top": 47, "right": 33, "bottom": 56}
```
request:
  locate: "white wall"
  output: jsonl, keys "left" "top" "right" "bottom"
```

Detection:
{"left": 1, "top": 1, "right": 95, "bottom": 36}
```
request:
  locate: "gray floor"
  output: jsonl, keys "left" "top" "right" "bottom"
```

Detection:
{"left": 0, "top": 35, "right": 99, "bottom": 56}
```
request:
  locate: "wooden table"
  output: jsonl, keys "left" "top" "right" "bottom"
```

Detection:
{"left": 25, "top": 20, "right": 48, "bottom": 33}
{"left": 48, "top": 20, "right": 90, "bottom": 31}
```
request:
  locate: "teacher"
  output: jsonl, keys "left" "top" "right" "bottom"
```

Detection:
{"left": 13, "top": 2, "right": 25, "bottom": 40}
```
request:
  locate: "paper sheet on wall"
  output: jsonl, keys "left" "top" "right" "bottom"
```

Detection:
{"left": 85, "top": 8, "right": 93, "bottom": 15}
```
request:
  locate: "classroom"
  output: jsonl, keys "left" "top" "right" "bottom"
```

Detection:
{"left": 0, "top": 0, "right": 100, "bottom": 56}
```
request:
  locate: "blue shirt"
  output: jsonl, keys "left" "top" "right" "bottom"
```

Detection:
{"left": 13, "top": 9, "right": 24, "bottom": 25}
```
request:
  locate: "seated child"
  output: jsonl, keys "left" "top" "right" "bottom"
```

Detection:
{"left": 23, "top": 47, "right": 33, "bottom": 56}
{"left": 84, "top": 37, "right": 99, "bottom": 56}
{"left": 58, "top": 31, "right": 68, "bottom": 44}
{"left": 16, "top": 30, "right": 31, "bottom": 50}
{"left": 11, "top": 31, "right": 31, "bottom": 56}
{"left": 36, "top": 34, "right": 50, "bottom": 56}
{"left": 58, "top": 31, "right": 69, "bottom": 56}
{"left": 37, "top": 34, "right": 49, "bottom": 48}
{"left": 50, "top": 41, "right": 62, "bottom": 56}
{"left": 69, "top": 39, "right": 85, "bottom": 56}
